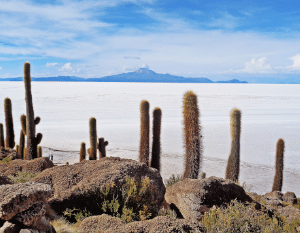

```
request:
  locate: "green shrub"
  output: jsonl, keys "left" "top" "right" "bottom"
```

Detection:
{"left": 63, "top": 208, "right": 92, "bottom": 222}
{"left": 157, "top": 207, "right": 177, "bottom": 219}
{"left": 9, "top": 170, "right": 39, "bottom": 183}
{"left": 164, "top": 174, "right": 183, "bottom": 188}
{"left": 201, "top": 200, "right": 283, "bottom": 233}
{"left": 65, "top": 176, "right": 159, "bottom": 223}
{"left": 1, "top": 156, "right": 12, "bottom": 164}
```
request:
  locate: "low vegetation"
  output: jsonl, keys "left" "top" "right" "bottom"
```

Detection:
{"left": 62, "top": 176, "right": 159, "bottom": 223}
{"left": 201, "top": 199, "right": 300, "bottom": 233}
{"left": 164, "top": 174, "right": 183, "bottom": 188}
{"left": 9, "top": 170, "right": 40, "bottom": 183}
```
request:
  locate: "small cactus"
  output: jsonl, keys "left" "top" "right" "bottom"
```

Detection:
{"left": 98, "top": 137, "right": 108, "bottom": 158}
{"left": 23, "top": 62, "right": 42, "bottom": 160}
{"left": 88, "top": 117, "right": 97, "bottom": 160}
{"left": 0, "top": 123, "right": 4, "bottom": 148}
{"left": 200, "top": 172, "right": 206, "bottom": 179}
{"left": 80, "top": 142, "right": 86, "bottom": 162}
{"left": 225, "top": 108, "right": 241, "bottom": 182}
{"left": 4, "top": 98, "right": 15, "bottom": 149}
{"left": 16, "top": 145, "right": 20, "bottom": 154}
{"left": 183, "top": 91, "right": 202, "bottom": 179}
{"left": 139, "top": 100, "right": 150, "bottom": 165}
{"left": 19, "top": 130, "right": 25, "bottom": 159}
{"left": 272, "top": 139, "right": 285, "bottom": 192}
{"left": 150, "top": 107, "right": 162, "bottom": 172}
{"left": 37, "top": 146, "right": 42, "bottom": 158}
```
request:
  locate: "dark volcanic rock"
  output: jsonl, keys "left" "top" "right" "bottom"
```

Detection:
{"left": 165, "top": 176, "right": 253, "bottom": 221}
{"left": 32, "top": 157, "right": 166, "bottom": 215}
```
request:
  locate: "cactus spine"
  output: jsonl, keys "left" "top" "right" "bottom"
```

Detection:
{"left": 23, "top": 62, "right": 42, "bottom": 160}
{"left": 150, "top": 107, "right": 162, "bottom": 172}
{"left": 98, "top": 137, "right": 108, "bottom": 158}
{"left": 225, "top": 108, "right": 241, "bottom": 182}
{"left": 88, "top": 117, "right": 97, "bottom": 160}
{"left": 4, "top": 98, "right": 15, "bottom": 149}
{"left": 272, "top": 139, "right": 285, "bottom": 192}
{"left": 139, "top": 100, "right": 150, "bottom": 165}
{"left": 183, "top": 91, "right": 202, "bottom": 179}
{"left": 80, "top": 142, "right": 86, "bottom": 162}
{"left": 0, "top": 123, "right": 4, "bottom": 148}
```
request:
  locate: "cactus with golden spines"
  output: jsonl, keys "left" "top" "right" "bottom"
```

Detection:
{"left": 98, "top": 137, "right": 108, "bottom": 158}
{"left": 183, "top": 91, "right": 202, "bottom": 179}
{"left": 37, "top": 146, "right": 42, "bottom": 158}
{"left": 139, "top": 100, "right": 150, "bottom": 166}
{"left": 200, "top": 172, "right": 206, "bottom": 179}
{"left": 150, "top": 107, "right": 162, "bottom": 172}
{"left": 272, "top": 139, "right": 285, "bottom": 192}
{"left": 88, "top": 117, "right": 97, "bottom": 160}
{"left": 80, "top": 142, "right": 86, "bottom": 162}
{"left": 23, "top": 62, "right": 42, "bottom": 160}
{"left": 225, "top": 108, "right": 241, "bottom": 182}
{"left": 4, "top": 98, "right": 15, "bottom": 149}
{"left": 0, "top": 123, "right": 4, "bottom": 148}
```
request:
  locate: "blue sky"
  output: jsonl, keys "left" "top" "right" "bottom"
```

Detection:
{"left": 1, "top": 0, "right": 300, "bottom": 80}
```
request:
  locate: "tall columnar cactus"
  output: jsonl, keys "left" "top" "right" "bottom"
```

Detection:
{"left": 183, "top": 91, "right": 202, "bottom": 179}
{"left": 20, "top": 114, "right": 26, "bottom": 135}
{"left": 19, "top": 130, "right": 25, "bottom": 159}
{"left": 225, "top": 108, "right": 241, "bottom": 182}
{"left": 98, "top": 137, "right": 108, "bottom": 158}
{"left": 23, "top": 62, "right": 42, "bottom": 160}
{"left": 150, "top": 107, "right": 162, "bottom": 172}
{"left": 80, "top": 142, "right": 86, "bottom": 162}
{"left": 272, "top": 139, "right": 285, "bottom": 192}
{"left": 37, "top": 146, "right": 42, "bottom": 158}
{"left": 4, "top": 98, "right": 15, "bottom": 149}
{"left": 139, "top": 100, "right": 150, "bottom": 165}
{"left": 88, "top": 117, "right": 97, "bottom": 160}
{"left": 0, "top": 123, "right": 4, "bottom": 148}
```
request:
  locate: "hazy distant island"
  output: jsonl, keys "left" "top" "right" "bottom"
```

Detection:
{"left": 0, "top": 68, "right": 247, "bottom": 83}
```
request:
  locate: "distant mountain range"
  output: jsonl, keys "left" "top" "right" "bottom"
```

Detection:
{"left": 0, "top": 68, "right": 248, "bottom": 83}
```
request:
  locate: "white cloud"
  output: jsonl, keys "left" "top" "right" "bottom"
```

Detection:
{"left": 288, "top": 54, "right": 300, "bottom": 70}
{"left": 46, "top": 62, "right": 59, "bottom": 67}
{"left": 60, "top": 62, "right": 79, "bottom": 73}
{"left": 244, "top": 57, "right": 272, "bottom": 73}
{"left": 0, "top": 67, "right": 2, "bottom": 69}
{"left": 233, "top": 57, "right": 273, "bottom": 74}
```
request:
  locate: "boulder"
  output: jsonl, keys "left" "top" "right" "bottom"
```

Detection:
{"left": 262, "top": 191, "right": 283, "bottom": 207}
{"left": 0, "top": 157, "right": 54, "bottom": 177}
{"left": 0, "top": 221, "right": 21, "bottom": 233}
{"left": 78, "top": 214, "right": 126, "bottom": 233}
{"left": 78, "top": 215, "right": 205, "bottom": 233}
{"left": 283, "top": 192, "right": 297, "bottom": 205}
{"left": 0, "top": 182, "right": 52, "bottom": 220}
{"left": 0, "top": 176, "right": 13, "bottom": 186}
{"left": 28, "top": 216, "right": 56, "bottom": 233}
{"left": 277, "top": 205, "right": 300, "bottom": 223}
{"left": 13, "top": 203, "right": 46, "bottom": 226}
{"left": 32, "top": 157, "right": 166, "bottom": 215}
{"left": 165, "top": 176, "right": 253, "bottom": 221}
